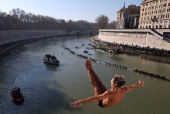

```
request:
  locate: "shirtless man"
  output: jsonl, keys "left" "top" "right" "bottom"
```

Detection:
{"left": 70, "top": 59, "right": 144, "bottom": 108}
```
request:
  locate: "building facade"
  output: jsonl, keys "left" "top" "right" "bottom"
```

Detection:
{"left": 139, "top": 0, "right": 170, "bottom": 29}
{"left": 116, "top": 4, "right": 140, "bottom": 29}
{"left": 117, "top": 9, "right": 124, "bottom": 29}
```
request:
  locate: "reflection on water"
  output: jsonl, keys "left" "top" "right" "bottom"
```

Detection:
{"left": 0, "top": 35, "right": 170, "bottom": 114}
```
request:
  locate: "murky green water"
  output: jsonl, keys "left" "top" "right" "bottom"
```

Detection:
{"left": 0, "top": 35, "right": 170, "bottom": 114}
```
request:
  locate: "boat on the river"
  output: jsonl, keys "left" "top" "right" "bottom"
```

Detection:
{"left": 133, "top": 69, "right": 170, "bottom": 81}
{"left": 43, "top": 54, "right": 60, "bottom": 65}
{"left": 11, "top": 87, "right": 24, "bottom": 103}
{"left": 86, "top": 47, "right": 93, "bottom": 50}
{"left": 139, "top": 56, "right": 170, "bottom": 64}
{"left": 88, "top": 43, "right": 96, "bottom": 48}
{"left": 84, "top": 50, "right": 88, "bottom": 53}
{"left": 88, "top": 54, "right": 93, "bottom": 56}
{"left": 75, "top": 46, "right": 79, "bottom": 49}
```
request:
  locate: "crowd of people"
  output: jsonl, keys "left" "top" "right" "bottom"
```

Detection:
{"left": 91, "top": 38, "right": 170, "bottom": 56}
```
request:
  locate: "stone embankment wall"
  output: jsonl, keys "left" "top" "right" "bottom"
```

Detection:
{"left": 0, "top": 30, "right": 75, "bottom": 55}
{"left": 0, "top": 30, "right": 98, "bottom": 55}
{"left": 98, "top": 29, "right": 170, "bottom": 50}
{"left": 0, "top": 30, "right": 68, "bottom": 45}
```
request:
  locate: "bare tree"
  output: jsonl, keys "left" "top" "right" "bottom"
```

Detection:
{"left": 95, "top": 14, "right": 109, "bottom": 29}
{"left": 108, "top": 21, "right": 116, "bottom": 29}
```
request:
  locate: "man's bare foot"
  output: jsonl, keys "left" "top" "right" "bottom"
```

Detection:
{"left": 85, "top": 59, "right": 92, "bottom": 70}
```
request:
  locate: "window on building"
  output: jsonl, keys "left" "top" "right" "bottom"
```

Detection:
{"left": 153, "top": 1, "right": 155, "bottom": 4}
{"left": 161, "top": 15, "right": 164, "bottom": 18}
{"left": 142, "top": 8, "right": 144, "bottom": 11}
{"left": 154, "top": 16, "right": 156, "bottom": 19}
{"left": 159, "top": 10, "right": 161, "bottom": 13}
{"left": 155, "top": 11, "right": 157, "bottom": 14}
{"left": 145, "top": 8, "right": 147, "bottom": 11}
{"left": 164, "top": 4, "right": 166, "bottom": 7}
{"left": 165, "top": 0, "right": 167, "bottom": 2}
{"left": 149, "top": 7, "right": 151, "bottom": 10}
{"left": 167, "top": 8, "right": 170, "bottom": 12}
{"left": 163, "top": 9, "right": 166, "bottom": 13}
{"left": 160, "top": 25, "right": 162, "bottom": 28}
{"left": 166, "top": 14, "right": 169, "bottom": 18}
{"left": 168, "top": 3, "right": 170, "bottom": 6}
{"left": 148, "top": 12, "right": 150, "bottom": 15}
{"left": 155, "top": 5, "right": 158, "bottom": 9}
{"left": 147, "top": 17, "right": 149, "bottom": 20}
{"left": 152, "top": 6, "right": 154, "bottom": 9}
{"left": 159, "top": 5, "right": 162, "bottom": 8}
{"left": 160, "top": 0, "right": 163, "bottom": 3}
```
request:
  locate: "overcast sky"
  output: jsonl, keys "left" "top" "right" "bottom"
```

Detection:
{"left": 0, "top": 0, "right": 142, "bottom": 22}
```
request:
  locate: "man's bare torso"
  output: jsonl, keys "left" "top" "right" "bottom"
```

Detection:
{"left": 102, "top": 87, "right": 126, "bottom": 107}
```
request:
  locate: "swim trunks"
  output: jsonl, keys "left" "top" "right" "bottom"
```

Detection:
{"left": 98, "top": 100, "right": 104, "bottom": 108}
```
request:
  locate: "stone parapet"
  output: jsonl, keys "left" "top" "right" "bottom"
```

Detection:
{"left": 98, "top": 29, "right": 170, "bottom": 50}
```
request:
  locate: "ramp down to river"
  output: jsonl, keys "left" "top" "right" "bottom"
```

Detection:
{"left": 98, "top": 29, "right": 170, "bottom": 50}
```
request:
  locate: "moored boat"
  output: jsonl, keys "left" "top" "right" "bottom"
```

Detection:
{"left": 84, "top": 50, "right": 88, "bottom": 53}
{"left": 88, "top": 43, "right": 96, "bottom": 48}
{"left": 43, "top": 54, "right": 60, "bottom": 65}
{"left": 139, "top": 56, "right": 170, "bottom": 64}
{"left": 11, "top": 87, "right": 24, "bottom": 103}
{"left": 75, "top": 46, "right": 79, "bottom": 49}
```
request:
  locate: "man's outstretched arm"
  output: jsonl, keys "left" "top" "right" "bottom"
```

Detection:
{"left": 70, "top": 91, "right": 113, "bottom": 108}
{"left": 124, "top": 79, "right": 144, "bottom": 93}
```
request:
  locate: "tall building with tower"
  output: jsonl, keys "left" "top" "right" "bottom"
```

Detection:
{"left": 116, "top": 3, "right": 141, "bottom": 29}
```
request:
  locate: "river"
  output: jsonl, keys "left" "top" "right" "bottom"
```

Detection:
{"left": 0, "top": 35, "right": 170, "bottom": 114}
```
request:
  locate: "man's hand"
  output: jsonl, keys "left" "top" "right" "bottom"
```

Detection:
{"left": 139, "top": 79, "right": 144, "bottom": 87}
{"left": 70, "top": 98, "right": 81, "bottom": 108}
{"left": 85, "top": 59, "right": 92, "bottom": 71}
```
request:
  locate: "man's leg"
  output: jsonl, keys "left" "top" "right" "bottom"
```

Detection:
{"left": 87, "top": 70, "right": 102, "bottom": 97}
{"left": 90, "top": 68, "right": 107, "bottom": 93}
{"left": 85, "top": 59, "right": 107, "bottom": 94}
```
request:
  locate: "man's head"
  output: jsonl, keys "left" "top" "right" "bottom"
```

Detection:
{"left": 111, "top": 75, "right": 126, "bottom": 88}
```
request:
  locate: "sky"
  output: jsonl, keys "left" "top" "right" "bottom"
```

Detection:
{"left": 0, "top": 0, "right": 142, "bottom": 23}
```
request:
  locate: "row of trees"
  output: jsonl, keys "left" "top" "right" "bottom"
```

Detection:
{"left": 0, "top": 8, "right": 116, "bottom": 30}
